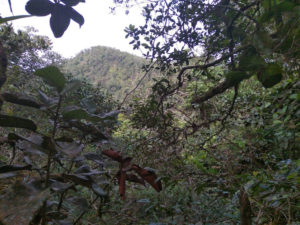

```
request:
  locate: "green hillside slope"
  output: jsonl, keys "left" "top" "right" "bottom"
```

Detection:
{"left": 63, "top": 46, "right": 147, "bottom": 99}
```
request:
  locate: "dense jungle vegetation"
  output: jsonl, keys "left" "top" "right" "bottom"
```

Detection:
{"left": 0, "top": 0, "right": 299, "bottom": 224}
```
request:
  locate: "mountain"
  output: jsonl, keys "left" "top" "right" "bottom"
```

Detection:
{"left": 63, "top": 46, "right": 148, "bottom": 100}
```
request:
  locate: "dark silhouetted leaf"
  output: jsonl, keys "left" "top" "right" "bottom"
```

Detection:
{"left": 25, "top": 0, "right": 53, "bottom": 16}
{"left": 50, "top": 4, "right": 71, "bottom": 38}
{"left": 0, "top": 164, "right": 32, "bottom": 173}
{"left": 2, "top": 92, "right": 41, "bottom": 108}
{"left": 35, "top": 66, "right": 66, "bottom": 92}
{"left": 65, "top": 6, "right": 84, "bottom": 27}
{"left": 61, "top": 0, "right": 85, "bottom": 6}
{"left": 0, "top": 114, "right": 37, "bottom": 131}
{"left": 8, "top": 0, "right": 12, "bottom": 12}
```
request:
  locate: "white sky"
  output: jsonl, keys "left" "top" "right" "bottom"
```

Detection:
{"left": 0, "top": 0, "right": 144, "bottom": 58}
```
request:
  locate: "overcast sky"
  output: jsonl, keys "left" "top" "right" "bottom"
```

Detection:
{"left": 0, "top": 0, "right": 144, "bottom": 58}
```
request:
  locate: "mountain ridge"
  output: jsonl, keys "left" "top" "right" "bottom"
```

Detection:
{"left": 63, "top": 45, "right": 148, "bottom": 99}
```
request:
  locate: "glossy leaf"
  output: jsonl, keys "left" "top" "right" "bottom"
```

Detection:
{"left": 35, "top": 66, "right": 66, "bottom": 92}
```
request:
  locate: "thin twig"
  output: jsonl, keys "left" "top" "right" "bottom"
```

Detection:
{"left": 119, "top": 62, "right": 156, "bottom": 107}
{"left": 45, "top": 94, "right": 62, "bottom": 187}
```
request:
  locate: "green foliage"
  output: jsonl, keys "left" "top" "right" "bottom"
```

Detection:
{"left": 35, "top": 65, "right": 66, "bottom": 92}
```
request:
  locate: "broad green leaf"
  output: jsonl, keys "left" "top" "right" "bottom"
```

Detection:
{"left": 0, "top": 15, "right": 31, "bottom": 24}
{"left": 0, "top": 114, "right": 37, "bottom": 131}
{"left": 62, "top": 106, "right": 101, "bottom": 122}
{"left": 60, "top": 79, "right": 82, "bottom": 95}
{"left": 1, "top": 92, "right": 41, "bottom": 108}
{"left": 257, "top": 63, "right": 282, "bottom": 88}
{"left": 35, "top": 66, "right": 66, "bottom": 92}
{"left": 225, "top": 71, "right": 251, "bottom": 86}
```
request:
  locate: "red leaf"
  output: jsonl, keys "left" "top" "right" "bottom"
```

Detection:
{"left": 119, "top": 171, "right": 126, "bottom": 200}
{"left": 102, "top": 149, "right": 122, "bottom": 162}
{"left": 126, "top": 173, "right": 145, "bottom": 186}
{"left": 132, "top": 164, "right": 162, "bottom": 192}
{"left": 121, "top": 157, "right": 132, "bottom": 171}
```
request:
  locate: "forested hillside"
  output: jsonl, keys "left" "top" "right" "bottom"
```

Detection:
{"left": 63, "top": 46, "right": 147, "bottom": 99}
